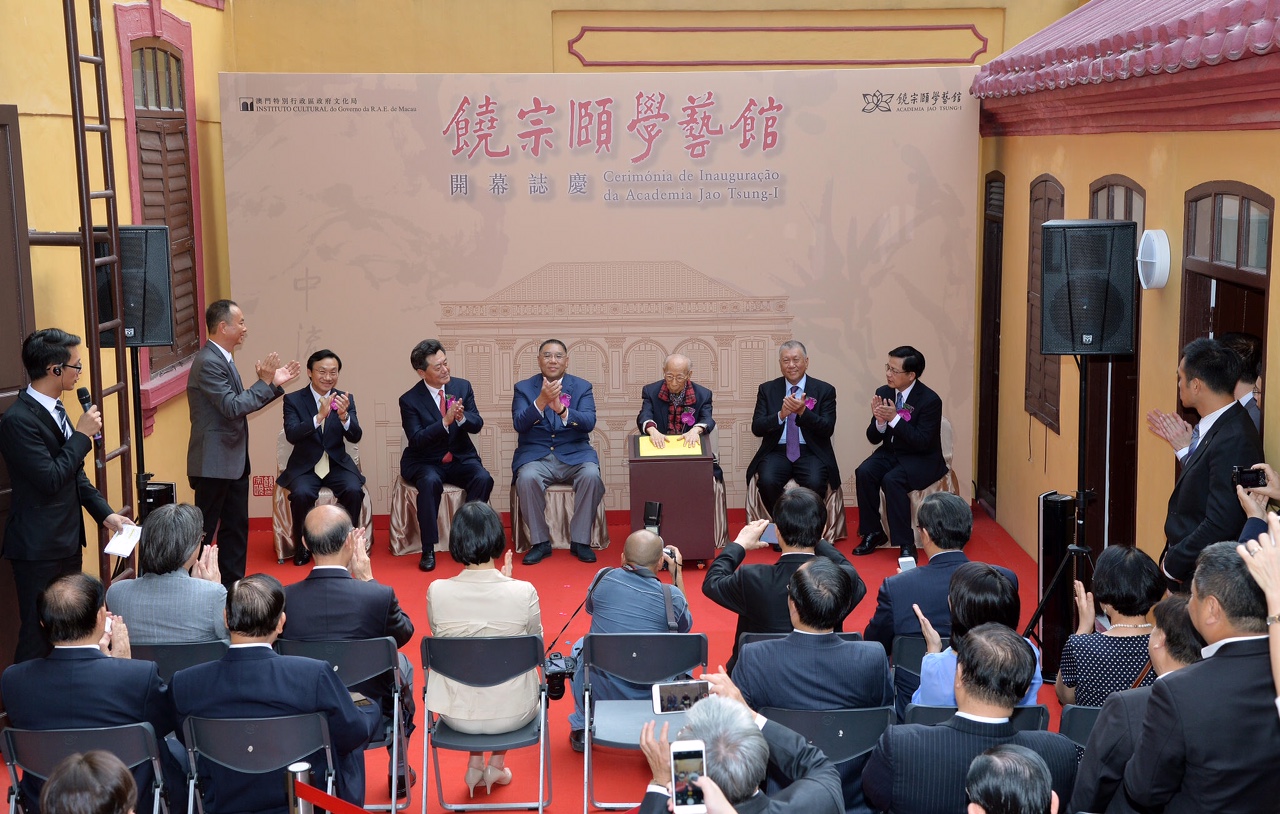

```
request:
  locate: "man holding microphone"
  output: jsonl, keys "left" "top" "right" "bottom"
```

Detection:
{"left": 0, "top": 328, "right": 132, "bottom": 662}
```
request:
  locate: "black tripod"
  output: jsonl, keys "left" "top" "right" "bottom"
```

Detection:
{"left": 1023, "top": 356, "right": 1098, "bottom": 650}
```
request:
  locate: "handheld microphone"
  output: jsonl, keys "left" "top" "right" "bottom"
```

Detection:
{"left": 76, "top": 387, "right": 103, "bottom": 441}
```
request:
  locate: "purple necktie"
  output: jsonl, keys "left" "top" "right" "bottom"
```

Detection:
{"left": 785, "top": 385, "right": 800, "bottom": 462}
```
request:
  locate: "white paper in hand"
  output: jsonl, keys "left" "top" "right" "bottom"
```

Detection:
{"left": 104, "top": 524, "right": 141, "bottom": 557}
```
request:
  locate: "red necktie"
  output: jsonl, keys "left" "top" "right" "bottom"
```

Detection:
{"left": 439, "top": 390, "right": 453, "bottom": 464}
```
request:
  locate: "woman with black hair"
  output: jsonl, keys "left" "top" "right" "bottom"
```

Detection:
{"left": 1055, "top": 545, "right": 1165, "bottom": 706}
{"left": 911, "top": 561, "right": 1043, "bottom": 706}
{"left": 425, "top": 502, "right": 543, "bottom": 797}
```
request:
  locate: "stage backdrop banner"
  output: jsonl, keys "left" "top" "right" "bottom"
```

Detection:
{"left": 219, "top": 68, "right": 980, "bottom": 529}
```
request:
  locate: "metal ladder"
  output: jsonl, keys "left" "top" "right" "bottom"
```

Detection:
{"left": 28, "top": 0, "right": 136, "bottom": 583}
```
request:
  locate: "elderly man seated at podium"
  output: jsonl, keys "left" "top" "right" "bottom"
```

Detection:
{"left": 637, "top": 353, "right": 721, "bottom": 480}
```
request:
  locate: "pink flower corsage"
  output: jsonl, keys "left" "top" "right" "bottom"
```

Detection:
{"left": 680, "top": 409, "right": 696, "bottom": 427}
{"left": 444, "top": 396, "right": 459, "bottom": 410}
{"left": 804, "top": 397, "right": 816, "bottom": 411}
{"left": 897, "top": 404, "right": 914, "bottom": 422}
{"left": 559, "top": 393, "right": 572, "bottom": 409}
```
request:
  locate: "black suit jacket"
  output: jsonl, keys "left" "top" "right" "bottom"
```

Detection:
{"left": 277, "top": 388, "right": 364, "bottom": 491}
{"left": 171, "top": 647, "right": 379, "bottom": 813}
{"left": 282, "top": 567, "right": 414, "bottom": 707}
{"left": 0, "top": 391, "right": 114, "bottom": 561}
{"left": 747, "top": 376, "right": 840, "bottom": 490}
{"left": 398, "top": 378, "right": 485, "bottom": 481}
{"left": 703, "top": 544, "right": 866, "bottom": 672}
{"left": 734, "top": 632, "right": 892, "bottom": 814}
{"left": 1161, "top": 402, "right": 1263, "bottom": 582}
{"left": 1, "top": 648, "right": 177, "bottom": 814}
{"left": 863, "top": 380, "right": 948, "bottom": 489}
{"left": 639, "top": 719, "right": 844, "bottom": 814}
{"left": 1124, "top": 638, "right": 1280, "bottom": 813}
{"left": 862, "top": 715, "right": 1079, "bottom": 814}
{"left": 1071, "top": 686, "right": 1150, "bottom": 814}
{"left": 863, "top": 551, "right": 1018, "bottom": 648}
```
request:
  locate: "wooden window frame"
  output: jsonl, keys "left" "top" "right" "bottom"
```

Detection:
{"left": 1184, "top": 180, "right": 1274, "bottom": 289}
{"left": 1025, "top": 173, "right": 1064, "bottom": 433}
{"left": 115, "top": 6, "right": 207, "bottom": 433}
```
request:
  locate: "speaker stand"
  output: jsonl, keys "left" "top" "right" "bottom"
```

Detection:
{"left": 1023, "top": 355, "right": 1096, "bottom": 648}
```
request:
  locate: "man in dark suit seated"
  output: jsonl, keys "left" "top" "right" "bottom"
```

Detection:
{"left": 853, "top": 345, "right": 948, "bottom": 562}
{"left": 1123, "top": 541, "right": 1280, "bottom": 813}
{"left": 732, "top": 558, "right": 892, "bottom": 814}
{"left": 1145, "top": 338, "right": 1264, "bottom": 592}
{"left": 1, "top": 573, "right": 177, "bottom": 814}
{"left": 967, "top": 745, "right": 1058, "bottom": 814}
{"left": 277, "top": 349, "right": 365, "bottom": 567}
{"left": 703, "top": 487, "right": 865, "bottom": 673}
{"left": 747, "top": 341, "right": 840, "bottom": 520}
{"left": 512, "top": 338, "right": 605, "bottom": 565}
{"left": 862, "top": 624, "right": 1078, "bottom": 814}
{"left": 864, "top": 492, "right": 1018, "bottom": 650}
{"left": 399, "top": 338, "right": 494, "bottom": 572}
{"left": 637, "top": 693, "right": 844, "bottom": 814}
{"left": 1070, "top": 594, "right": 1203, "bottom": 814}
{"left": 0, "top": 328, "right": 132, "bottom": 662}
{"left": 171, "top": 574, "right": 379, "bottom": 812}
{"left": 282, "top": 504, "right": 417, "bottom": 796}
{"left": 637, "top": 353, "right": 721, "bottom": 479}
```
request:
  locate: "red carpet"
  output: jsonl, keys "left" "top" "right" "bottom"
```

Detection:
{"left": 2, "top": 509, "right": 1053, "bottom": 810}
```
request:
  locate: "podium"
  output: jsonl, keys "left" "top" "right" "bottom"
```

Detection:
{"left": 628, "top": 435, "right": 716, "bottom": 561}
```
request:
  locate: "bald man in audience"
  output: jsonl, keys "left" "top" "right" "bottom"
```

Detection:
{"left": 566, "top": 529, "right": 692, "bottom": 752}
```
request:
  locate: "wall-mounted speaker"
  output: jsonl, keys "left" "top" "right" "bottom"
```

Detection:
{"left": 94, "top": 225, "right": 175, "bottom": 348}
{"left": 1040, "top": 220, "right": 1137, "bottom": 355}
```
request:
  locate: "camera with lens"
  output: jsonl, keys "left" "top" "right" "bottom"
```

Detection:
{"left": 543, "top": 651, "right": 578, "bottom": 701}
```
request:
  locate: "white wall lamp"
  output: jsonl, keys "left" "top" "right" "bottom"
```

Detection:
{"left": 1137, "top": 229, "right": 1170, "bottom": 290}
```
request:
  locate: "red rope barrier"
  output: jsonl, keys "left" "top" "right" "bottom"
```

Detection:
{"left": 294, "top": 779, "right": 370, "bottom": 814}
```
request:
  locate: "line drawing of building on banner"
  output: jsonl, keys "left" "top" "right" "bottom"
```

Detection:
{"left": 379, "top": 260, "right": 794, "bottom": 513}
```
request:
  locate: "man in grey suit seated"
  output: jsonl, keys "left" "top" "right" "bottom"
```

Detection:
{"left": 106, "top": 503, "right": 228, "bottom": 644}
{"left": 862, "top": 624, "right": 1078, "bottom": 814}
{"left": 637, "top": 693, "right": 843, "bottom": 814}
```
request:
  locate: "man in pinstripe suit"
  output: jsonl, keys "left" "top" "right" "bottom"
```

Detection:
{"left": 862, "top": 624, "right": 1077, "bottom": 814}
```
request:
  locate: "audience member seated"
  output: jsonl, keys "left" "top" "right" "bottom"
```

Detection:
{"left": 425, "top": 502, "right": 542, "bottom": 797}
{"left": 1055, "top": 545, "right": 1164, "bottom": 707}
{"left": 39, "top": 751, "right": 137, "bottom": 814}
{"left": 913, "top": 562, "right": 1042, "bottom": 706}
{"left": 966, "top": 745, "right": 1058, "bottom": 814}
{"left": 1070, "top": 594, "right": 1203, "bottom": 814}
{"left": 566, "top": 528, "right": 691, "bottom": 751}
{"left": 862, "top": 624, "right": 1078, "bottom": 814}
{"left": 1, "top": 573, "right": 176, "bottom": 814}
{"left": 105, "top": 503, "right": 228, "bottom": 644}
{"left": 864, "top": 492, "right": 1016, "bottom": 649}
{"left": 637, "top": 693, "right": 844, "bottom": 814}
{"left": 282, "top": 504, "right": 416, "bottom": 795}
{"left": 1238, "top": 510, "right": 1280, "bottom": 719}
{"left": 704, "top": 487, "right": 865, "bottom": 672}
{"left": 1123, "top": 541, "right": 1280, "bottom": 811}
{"left": 171, "top": 573, "right": 379, "bottom": 811}
{"left": 732, "top": 558, "right": 891, "bottom": 814}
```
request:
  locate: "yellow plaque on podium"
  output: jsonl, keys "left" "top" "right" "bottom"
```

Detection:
{"left": 637, "top": 437, "right": 703, "bottom": 457}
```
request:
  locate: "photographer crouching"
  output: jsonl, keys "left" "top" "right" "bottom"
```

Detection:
{"left": 566, "top": 529, "right": 694, "bottom": 751}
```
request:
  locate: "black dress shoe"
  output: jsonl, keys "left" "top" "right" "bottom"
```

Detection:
{"left": 390, "top": 766, "right": 417, "bottom": 798}
{"left": 569, "top": 729, "right": 585, "bottom": 753}
{"left": 522, "top": 542, "right": 553, "bottom": 565}
{"left": 852, "top": 532, "right": 889, "bottom": 556}
{"left": 418, "top": 550, "right": 436, "bottom": 572}
{"left": 769, "top": 544, "right": 783, "bottom": 553}
{"left": 571, "top": 542, "right": 597, "bottom": 563}
{"left": 899, "top": 545, "right": 918, "bottom": 562}
{"left": 293, "top": 546, "right": 312, "bottom": 566}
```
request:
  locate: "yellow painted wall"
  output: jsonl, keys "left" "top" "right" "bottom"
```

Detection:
{"left": 983, "top": 130, "right": 1280, "bottom": 559}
